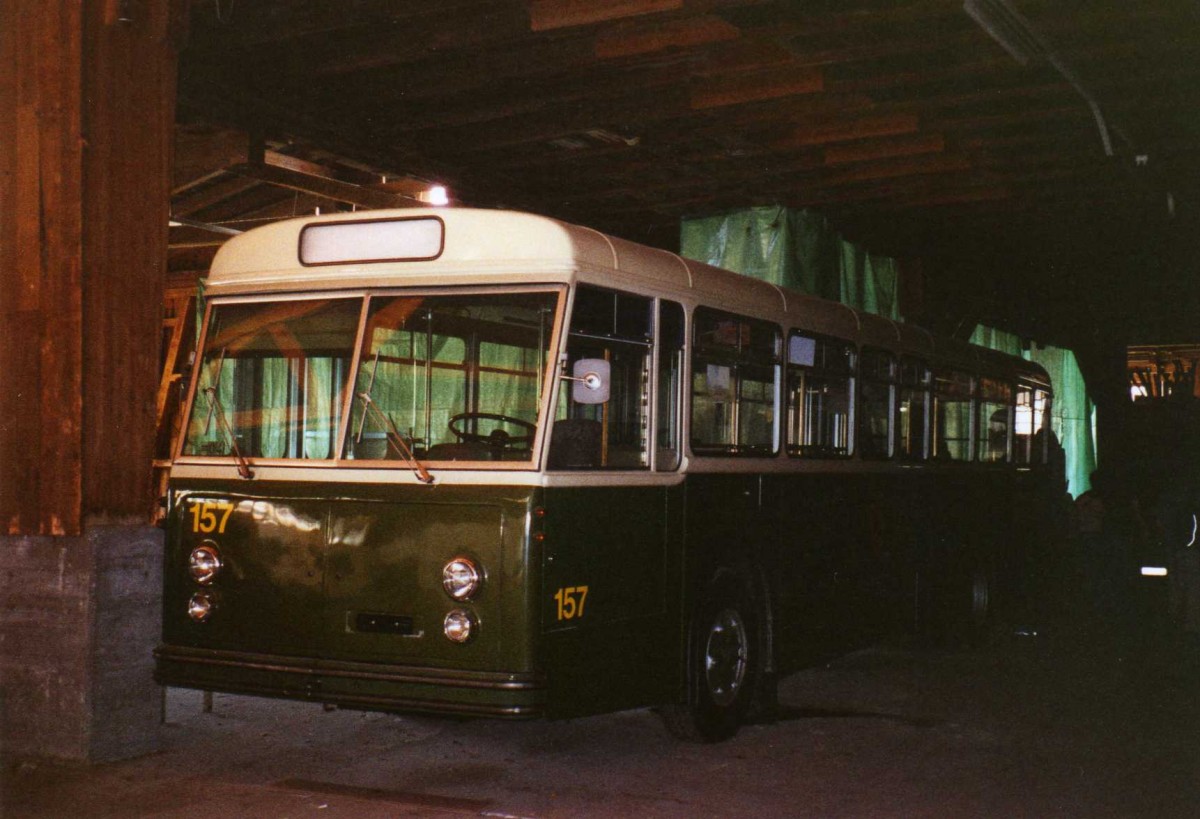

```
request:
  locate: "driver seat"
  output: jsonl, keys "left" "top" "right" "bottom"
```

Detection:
{"left": 547, "top": 419, "right": 602, "bottom": 469}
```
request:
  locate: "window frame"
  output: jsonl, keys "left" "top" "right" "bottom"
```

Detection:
{"left": 689, "top": 307, "right": 782, "bottom": 458}
{"left": 550, "top": 284, "right": 656, "bottom": 471}
{"left": 976, "top": 375, "right": 1014, "bottom": 464}
{"left": 932, "top": 367, "right": 975, "bottom": 463}
{"left": 784, "top": 330, "right": 857, "bottom": 459}
{"left": 897, "top": 357, "right": 931, "bottom": 461}
{"left": 858, "top": 346, "right": 896, "bottom": 460}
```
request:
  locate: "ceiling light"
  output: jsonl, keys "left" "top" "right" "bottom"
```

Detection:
{"left": 421, "top": 185, "right": 450, "bottom": 206}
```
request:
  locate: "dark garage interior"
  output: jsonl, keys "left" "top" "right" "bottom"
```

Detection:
{"left": 3, "top": 1, "right": 1200, "bottom": 816}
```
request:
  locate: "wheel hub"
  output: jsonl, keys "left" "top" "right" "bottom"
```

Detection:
{"left": 704, "top": 607, "right": 748, "bottom": 707}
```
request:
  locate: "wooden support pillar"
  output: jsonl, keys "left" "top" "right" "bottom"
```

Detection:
{"left": 0, "top": 0, "right": 182, "bottom": 761}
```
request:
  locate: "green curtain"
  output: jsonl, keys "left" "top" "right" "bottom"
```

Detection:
{"left": 970, "top": 325, "right": 1097, "bottom": 497}
{"left": 680, "top": 206, "right": 900, "bottom": 319}
{"left": 364, "top": 331, "right": 468, "bottom": 449}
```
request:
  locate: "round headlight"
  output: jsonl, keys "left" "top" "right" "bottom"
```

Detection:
{"left": 188, "top": 590, "right": 215, "bottom": 622}
{"left": 442, "top": 556, "right": 482, "bottom": 601}
{"left": 189, "top": 543, "right": 223, "bottom": 585}
{"left": 443, "top": 609, "right": 476, "bottom": 643}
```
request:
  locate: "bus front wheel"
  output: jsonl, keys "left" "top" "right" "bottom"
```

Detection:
{"left": 661, "top": 573, "right": 757, "bottom": 742}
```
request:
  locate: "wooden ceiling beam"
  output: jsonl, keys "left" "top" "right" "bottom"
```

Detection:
{"left": 529, "top": 0, "right": 683, "bottom": 32}
{"left": 771, "top": 113, "right": 921, "bottom": 150}
{"left": 172, "top": 176, "right": 263, "bottom": 217}
{"left": 167, "top": 244, "right": 221, "bottom": 274}
{"left": 821, "top": 153, "right": 973, "bottom": 187}
{"left": 690, "top": 64, "right": 823, "bottom": 109}
{"left": 824, "top": 133, "right": 946, "bottom": 166}
{"left": 307, "top": 33, "right": 598, "bottom": 113}
{"left": 310, "top": 5, "right": 532, "bottom": 78}
{"left": 185, "top": 0, "right": 509, "bottom": 47}
{"left": 411, "top": 80, "right": 694, "bottom": 155}
{"left": 226, "top": 161, "right": 422, "bottom": 210}
{"left": 594, "top": 14, "right": 740, "bottom": 59}
{"left": 172, "top": 126, "right": 253, "bottom": 191}
{"left": 563, "top": 143, "right": 1163, "bottom": 223}
{"left": 723, "top": 0, "right": 963, "bottom": 38}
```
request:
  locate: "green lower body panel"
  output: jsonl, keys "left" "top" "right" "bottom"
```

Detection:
{"left": 155, "top": 645, "right": 546, "bottom": 718}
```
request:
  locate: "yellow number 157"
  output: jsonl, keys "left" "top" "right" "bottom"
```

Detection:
{"left": 553, "top": 585, "right": 589, "bottom": 621}
{"left": 189, "top": 500, "right": 234, "bottom": 534}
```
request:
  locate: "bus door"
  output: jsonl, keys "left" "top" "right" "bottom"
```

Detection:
{"left": 540, "top": 290, "right": 684, "bottom": 717}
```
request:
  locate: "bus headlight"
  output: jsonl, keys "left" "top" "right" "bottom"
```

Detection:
{"left": 188, "top": 543, "right": 223, "bottom": 585}
{"left": 442, "top": 556, "right": 482, "bottom": 601}
{"left": 443, "top": 609, "right": 476, "bottom": 643}
{"left": 188, "top": 590, "right": 216, "bottom": 622}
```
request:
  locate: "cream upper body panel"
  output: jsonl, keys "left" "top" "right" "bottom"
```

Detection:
{"left": 204, "top": 205, "right": 1049, "bottom": 385}
{"left": 208, "top": 208, "right": 685, "bottom": 295}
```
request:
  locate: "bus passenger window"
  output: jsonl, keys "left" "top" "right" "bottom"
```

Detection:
{"left": 656, "top": 300, "right": 685, "bottom": 470}
{"left": 978, "top": 377, "right": 1012, "bottom": 463}
{"left": 1014, "top": 385, "right": 1033, "bottom": 464}
{"left": 933, "top": 369, "right": 973, "bottom": 461}
{"left": 898, "top": 358, "right": 929, "bottom": 460}
{"left": 550, "top": 286, "right": 652, "bottom": 470}
{"left": 690, "top": 309, "right": 780, "bottom": 456}
{"left": 1033, "top": 388, "right": 1052, "bottom": 465}
{"left": 786, "top": 333, "right": 854, "bottom": 458}
{"left": 859, "top": 348, "right": 895, "bottom": 459}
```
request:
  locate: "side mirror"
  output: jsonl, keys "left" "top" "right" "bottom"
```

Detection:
{"left": 570, "top": 359, "right": 610, "bottom": 404}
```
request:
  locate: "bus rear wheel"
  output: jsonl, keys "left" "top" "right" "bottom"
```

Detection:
{"left": 661, "top": 573, "right": 757, "bottom": 742}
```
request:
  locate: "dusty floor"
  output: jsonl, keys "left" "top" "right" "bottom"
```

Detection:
{"left": 3, "top": 619, "right": 1199, "bottom": 818}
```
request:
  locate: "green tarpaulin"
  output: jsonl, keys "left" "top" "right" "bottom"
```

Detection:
{"left": 971, "top": 325, "right": 1096, "bottom": 498}
{"left": 680, "top": 206, "right": 900, "bottom": 320}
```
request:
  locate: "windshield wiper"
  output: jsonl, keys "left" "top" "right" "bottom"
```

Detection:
{"left": 203, "top": 386, "right": 254, "bottom": 479}
{"left": 202, "top": 347, "right": 227, "bottom": 439}
{"left": 355, "top": 391, "right": 435, "bottom": 485}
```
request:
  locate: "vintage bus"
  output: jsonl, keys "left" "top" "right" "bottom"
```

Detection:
{"left": 155, "top": 208, "right": 1058, "bottom": 741}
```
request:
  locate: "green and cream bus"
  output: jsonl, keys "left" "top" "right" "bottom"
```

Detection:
{"left": 156, "top": 208, "right": 1057, "bottom": 741}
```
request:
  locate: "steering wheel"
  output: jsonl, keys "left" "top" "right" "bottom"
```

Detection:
{"left": 448, "top": 412, "right": 536, "bottom": 448}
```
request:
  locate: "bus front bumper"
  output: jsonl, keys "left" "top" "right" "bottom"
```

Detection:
{"left": 154, "top": 644, "right": 547, "bottom": 718}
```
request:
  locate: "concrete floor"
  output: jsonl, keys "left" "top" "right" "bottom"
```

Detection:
{"left": 4, "top": 622, "right": 1199, "bottom": 818}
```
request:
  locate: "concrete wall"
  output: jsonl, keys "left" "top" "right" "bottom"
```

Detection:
{"left": 0, "top": 526, "right": 162, "bottom": 762}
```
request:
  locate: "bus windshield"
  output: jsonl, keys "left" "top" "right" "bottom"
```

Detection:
{"left": 181, "top": 289, "right": 560, "bottom": 465}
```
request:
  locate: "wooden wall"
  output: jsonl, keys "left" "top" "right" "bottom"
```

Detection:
{"left": 0, "top": 0, "right": 182, "bottom": 535}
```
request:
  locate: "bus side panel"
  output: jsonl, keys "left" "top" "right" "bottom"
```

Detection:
{"left": 679, "top": 473, "right": 782, "bottom": 669}
{"left": 540, "top": 484, "right": 684, "bottom": 718}
{"left": 754, "top": 471, "right": 905, "bottom": 673}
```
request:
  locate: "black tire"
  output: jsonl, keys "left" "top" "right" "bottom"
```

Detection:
{"left": 661, "top": 572, "right": 757, "bottom": 742}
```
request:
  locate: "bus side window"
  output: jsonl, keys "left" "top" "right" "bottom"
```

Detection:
{"left": 786, "top": 332, "right": 855, "bottom": 458}
{"left": 550, "top": 286, "right": 652, "bottom": 470}
{"left": 977, "top": 377, "right": 1012, "bottom": 463}
{"left": 1033, "top": 388, "right": 1052, "bottom": 465}
{"left": 690, "top": 308, "right": 780, "bottom": 456}
{"left": 898, "top": 358, "right": 930, "bottom": 461}
{"left": 1014, "top": 384, "right": 1034, "bottom": 465}
{"left": 656, "top": 300, "right": 685, "bottom": 470}
{"left": 933, "top": 369, "right": 973, "bottom": 461}
{"left": 858, "top": 348, "right": 895, "bottom": 459}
